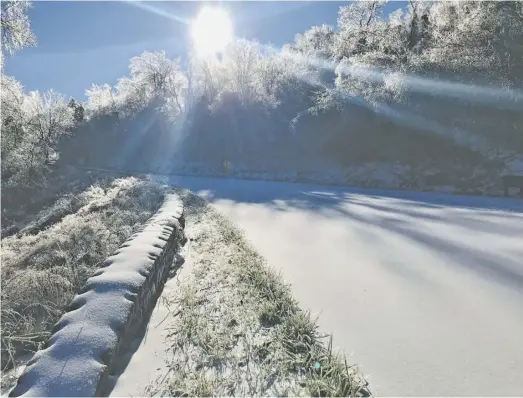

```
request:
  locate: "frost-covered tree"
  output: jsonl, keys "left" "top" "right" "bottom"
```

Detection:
{"left": 420, "top": 1, "right": 523, "bottom": 84}
{"left": 294, "top": 24, "right": 335, "bottom": 59}
{"left": 1, "top": 75, "right": 27, "bottom": 164}
{"left": 1, "top": 0, "right": 36, "bottom": 133}
{"left": 283, "top": 0, "right": 523, "bottom": 163}
{"left": 334, "top": 0, "right": 387, "bottom": 59}
{"left": 193, "top": 56, "right": 221, "bottom": 101}
{"left": 370, "top": 1, "right": 431, "bottom": 70}
{"left": 129, "top": 51, "right": 173, "bottom": 94}
{"left": 1, "top": 0, "right": 36, "bottom": 68}
{"left": 220, "top": 40, "right": 263, "bottom": 104}
{"left": 85, "top": 83, "right": 118, "bottom": 117}
{"left": 189, "top": 40, "right": 270, "bottom": 107}
{"left": 123, "top": 51, "right": 187, "bottom": 116}
{"left": 23, "top": 90, "right": 75, "bottom": 164}
{"left": 85, "top": 52, "right": 188, "bottom": 118}
{"left": 1, "top": 81, "right": 74, "bottom": 193}
{"left": 1, "top": 1, "right": 40, "bottom": 190}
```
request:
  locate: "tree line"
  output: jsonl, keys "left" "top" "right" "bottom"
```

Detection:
{"left": 2, "top": 1, "right": 522, "bottom": 206}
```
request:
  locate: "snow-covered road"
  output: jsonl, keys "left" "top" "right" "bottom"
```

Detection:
{"left": 163, "top": 175, "right": 523, "bottom": 396}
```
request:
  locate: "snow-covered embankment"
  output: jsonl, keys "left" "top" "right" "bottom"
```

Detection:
{"left": 8, "top": 194, "right": 186, "bottom": 397}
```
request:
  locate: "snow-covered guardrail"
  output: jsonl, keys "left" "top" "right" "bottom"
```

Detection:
{"left": 9, "top": 193, "right": 186, "bottom": 397}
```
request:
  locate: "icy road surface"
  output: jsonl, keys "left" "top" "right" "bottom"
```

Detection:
{"left": 161, "top": 175, "right": 523, "bottom": 396}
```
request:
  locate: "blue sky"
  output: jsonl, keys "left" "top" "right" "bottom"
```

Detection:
{"left": 4, "top": 1, "right": 404, "bottom": 100}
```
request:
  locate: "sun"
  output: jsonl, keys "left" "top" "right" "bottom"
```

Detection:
{"left": 191, "top": 7, "right": 233, "bottom": 57}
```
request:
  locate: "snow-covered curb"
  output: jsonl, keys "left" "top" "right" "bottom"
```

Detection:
{"left": 9, "top": 194, "right": 186, "bottom": 397}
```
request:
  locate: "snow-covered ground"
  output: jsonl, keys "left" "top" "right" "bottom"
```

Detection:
{"left": 157, "top": 175, "right": 523, "bottom": 396}
{"left": 109, "top": 259, "right": 194, "bottom": 397}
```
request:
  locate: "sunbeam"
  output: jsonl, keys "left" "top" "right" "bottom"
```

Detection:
{"left": 264, "top": 44, "right": 523, "bottom": 111}
{"left": 291, "top": 68, "right": 491, "bottom": 154}
{"left": 338, "top": 63, "right": 523, "bottom": 111}
{"left": 122, "top": 1, "right": 188, "bottom": 25}
{"left": 264, "top": 43, "right": 500, "bottom": 155}
{"left": 359, "top": 99, "right": 491, "bottom": 152}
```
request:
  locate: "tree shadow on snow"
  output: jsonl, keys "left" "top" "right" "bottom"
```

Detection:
{"left": 165, "top": 175, "right": 523, "bottom": 294}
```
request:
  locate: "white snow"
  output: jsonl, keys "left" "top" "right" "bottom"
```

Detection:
{"left": 9, "top": 194, "right": 183, "bottom": 397}
{"left": 158, "top": 175, "right": 523, "bottom": 396}
{"left": 108, "top": 248, "right": 194, "bottom": 397}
